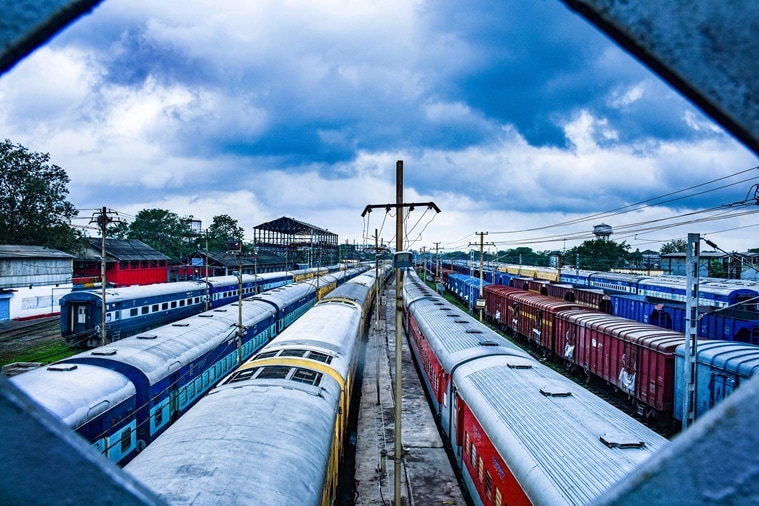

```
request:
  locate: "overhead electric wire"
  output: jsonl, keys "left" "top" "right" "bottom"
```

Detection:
{"left": 488, "top": 165, "right": 759, "bottom": 236}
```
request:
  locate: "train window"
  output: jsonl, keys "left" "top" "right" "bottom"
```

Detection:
{"left": 307, "top": 351, "right": 332, "bottom": 364}
{"left": 256, "top": 365, "right": 291, "bottom": 380}
{"left": 470, "top": 443, "right": 477, "bottom": 469}
{"left": 477, "top": 456, "right": 484, "bottom": 483}
{"left": 179, "top": 300, "right": 185, "bottom": 307}
{"left": 464, "top": 432, "right": 470, "bottom": 455}
{"left": 130, "top": 308, "right": 138, "bottom": 317}
{"left": 171, "top": 301, "right": 177, "bottom": 309}
{"left": 121, "top": 427, "right": 131, "bottom": 453}
{"left": 255, "top": 351, "right": 279, "bottom": 360}
{"left": 154, "top": 408, "right": 162, "bottom": 427}
{"left": 281, "top": 349, "right": 306, "bottom": 358}
{"left": 494, "top": 488, "right": 502, "bottom": 506}
{"left": 162, "top": 303, "right": 168, "bottom": 310}
{"left": 141, "top": 307, "right": 149, "bottom": 315}
{"left": 152, "top": 304, "right": 159, "bottom": 312}
{"left": 291, "top": 368, "right": 322, "bottom": 386}
{"left": 484, "top": 471, "right": 492, "bottom": 500}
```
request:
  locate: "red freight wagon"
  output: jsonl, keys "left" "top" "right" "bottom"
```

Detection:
{"left": 509, "top": 293, "right": 584, "bottom": 351}
{"left": 556, "top": 309, "right": 684, "bottom": 420}
{"left": 482, "top": 284, "right": 526, "bottom": 329}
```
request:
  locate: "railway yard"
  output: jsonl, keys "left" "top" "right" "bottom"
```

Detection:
{"left": 1, "top": 273, "right": 678, "bottom": 504}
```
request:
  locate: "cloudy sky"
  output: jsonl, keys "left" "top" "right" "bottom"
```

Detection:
{"left": 1, "top": 0, "right": 758, "bottom": 256}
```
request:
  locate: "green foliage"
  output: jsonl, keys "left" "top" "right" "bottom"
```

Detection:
{"left": 0, "top": 139, "right": 87, "bottom": 254}
{"left": 497, "top": 247, "right": 551, "bottom": 266}
{"left": 206, "top": 214, "right": 245, "bottom": 251}
{"left": 709, "top": 259, "right": 727, "bottom": 278}
{"left": 565, "top": 239, "right": 631, "bottom": 271}
{"left": 660, "top": 239, "right": 687, "bottom": 255}
{"left": 122, "top": 208, "right": 195, "bottom": 260}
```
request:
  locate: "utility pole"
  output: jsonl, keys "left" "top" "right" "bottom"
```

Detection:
{"left": 468, "top": 232, "right": 495, "bottom": 322}
{"left": 433, "top": 242, "right": 443, "bottom": 290}
{"left": 420, "top": 246, "right": 427, "bottom": 282}
{"left": 90, "top": 207, "right": 123, "bottom": 347}
{"left": 361, "top": 161, "right": 440, "bottom": 506}
{"left": 204, "top": 230, "right": 210, "bottom": 311}
{"left": 683, "top": 233, "right": 700, "bottom": 429}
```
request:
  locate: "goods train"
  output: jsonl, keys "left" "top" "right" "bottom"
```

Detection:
{"left": 403, "top": 268, "right": 670, "bottom": 505}
{"left": 11, "top": 268, "right": 366, "bottom": 466}
{"left": 124, "top": 268, "right": 389, "bottom": 505}
{"left": 60, "top": 265, "right": 343, "bottom": 347}
{"left": 436, "top": 260, "right": 759, "bottom": 344}
{"left": 440, "top": 270, "right": 759, "bottom": 426}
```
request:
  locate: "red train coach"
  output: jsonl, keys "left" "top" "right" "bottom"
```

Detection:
{"left": 555, "top": 309, "right": 685, "bottom": 420}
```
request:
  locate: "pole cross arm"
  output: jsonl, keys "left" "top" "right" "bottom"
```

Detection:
{"left": 361, "top": 202, "right": 441, "bottom": 217}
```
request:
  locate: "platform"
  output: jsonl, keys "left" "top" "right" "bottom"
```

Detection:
{"left": 354, "top": 279, "right": 465, "bottom": 505}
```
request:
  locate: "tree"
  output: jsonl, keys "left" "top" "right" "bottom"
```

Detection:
{"left": 125, "top": 208, "right": 195, "bottom": 260}
{"left": 206, "top": 214, "right": 245, "bottom": 252}
{"left": 565, "top": 239, "right": 631, "bottom": 271}
{"left": 660, "top": 239, "right": 687, "bottom": 255}
{"left": 0, "top": 139, "right": 87, "bottom": 254}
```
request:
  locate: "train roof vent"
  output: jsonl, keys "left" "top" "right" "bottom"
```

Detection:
{"left": 539, "top": 384, "right": 572, "bottom": 397}
{"left": 455, "top": 320, "right": 468, "bottom": 323}
{"left": 433, "top": 302, "right": 445, "bottom": 306}
{"left": 478, "top": 339, "right": 499, "bottom": 346}
{"left": 199, "top": 314, "right": 214, "bottom": 318}
{"left": 91, "top": 349, "right": 117, "bottom": 356}
{"left": 47, "top": 364, "right": 77, "bottom": 372}
{"left": 172, "top": 323, "right": 190, "bottom": 327}
{"left": 439, "top": 307, "right": 451, "bottom": 311}
{"left": 600, "top": 432, "right": 646, "bottom": 449}
{"left": 137, "top": 334, "right": 158, "bottom": 340}
{"left": 507, "top": 362, "right": 533, "bottom": 370}
{"left": 213, "top": 309, "right": 228, "bottom": 313}
{"left": 466, "top": 329, "right": 483, "bottom": 334}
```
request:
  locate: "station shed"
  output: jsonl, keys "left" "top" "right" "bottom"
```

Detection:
{"left": 253, "top": 216, "right": 339, "bottom": 268}
{"left": 0, "top": 245, "right": 74, "bottom": 321}
{"left": 173, "top": 249, "right": 288, "bottom": 280}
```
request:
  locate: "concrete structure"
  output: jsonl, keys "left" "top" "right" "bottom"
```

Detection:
{"left": 0, "top": 245, "right": 73, "bottom": 321}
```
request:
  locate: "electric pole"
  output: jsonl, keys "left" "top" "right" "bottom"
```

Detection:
{"left": 433, "top": 241, "right": 444, "bottom": 291}
{"left": 90, "top": 207, "right": 123, "bottom": 347}
{"left": 468, "top": 232, "right": 495, "bottom": 322}
{"left": 361, "top": 160, "right": 440, "bottom": 506}
{"left": 683, "top": 233, "right": 700, "bottom": 429}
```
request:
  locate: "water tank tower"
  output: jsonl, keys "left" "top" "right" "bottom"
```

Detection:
{"left": 593, "top": 223, "right": 613, "bottom": 240}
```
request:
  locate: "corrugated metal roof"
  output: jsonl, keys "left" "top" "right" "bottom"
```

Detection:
{"left": 0, "top": 244, "right": 73, "bottom": 259}
{"left": 86, "top": 239, "right": 170, "bottom": 261}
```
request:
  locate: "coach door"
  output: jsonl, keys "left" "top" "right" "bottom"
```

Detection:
{"left": 71, "top": 303, "right": 90, "bottom": 335}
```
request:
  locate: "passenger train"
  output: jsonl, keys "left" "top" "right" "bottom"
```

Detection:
{"left": 11, "top": 268, "right": 366, "bottom": 466}
{"left": 60, "top": 265, "right": 343, "bottom": 347}
{"left": 439, "top": 269, "right": 759, "bottom": 426}
{"left": 124, "top": 268, "right": 389, "bottom": 505}
{"left": 403, "top": 268, "right": 670, "bottom": 505}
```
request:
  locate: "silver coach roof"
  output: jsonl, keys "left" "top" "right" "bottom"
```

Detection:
{"left": 11, "top": 363, "right": 134, "bottom": 429}
{"left": 453, "top": 354, "right": 669, "bottom": 505}
{"left": 125, "top": 374, "right": 342, "bottom": 505}
{"left": 62, "top": 301, "right": 277, "bottom": 385}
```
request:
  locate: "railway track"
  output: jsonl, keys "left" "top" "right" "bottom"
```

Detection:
{"left": 0, "top": 317, "right": 74, "bottom": 371}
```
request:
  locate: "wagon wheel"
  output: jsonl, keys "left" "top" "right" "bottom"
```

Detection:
{"left": 583, "top": 363, "right": 590, "bottom": 383}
